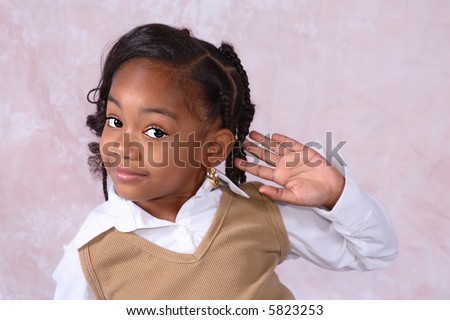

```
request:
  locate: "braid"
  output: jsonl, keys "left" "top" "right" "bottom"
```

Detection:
{"left": 102, "top": 166, "right": 108, "bottom": 201}
{"left": 218, "top": 43, "right": 255, "bottom": 185}
{"left": 86, "top": 87, "right": 109, "bottom": 200}
{"left": 218, "top": 91, "right": 239, "bottom": 184}
{"left": 219, "top": 92, "right": 233, "bottom": 130}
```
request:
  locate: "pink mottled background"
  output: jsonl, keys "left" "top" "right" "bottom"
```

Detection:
{"left": 1, "top": 0, "right": 449, "bottom": 299}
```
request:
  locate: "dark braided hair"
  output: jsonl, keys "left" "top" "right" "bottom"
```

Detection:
{"left": 86, "top": 23, "right": 255, "bottom": 200}
{"left": 217, "top": 43, "right": 255, "bottom": 185}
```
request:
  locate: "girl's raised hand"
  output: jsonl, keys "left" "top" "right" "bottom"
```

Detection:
{"left": 234, "top": 131, "right": 345, "bottom": 210}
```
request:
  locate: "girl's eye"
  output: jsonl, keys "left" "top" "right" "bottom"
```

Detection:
{"left": 145, "top": 127, "right": 167, "bottom": 139}
{"left": 106, "top": 117, "right": 123, "bottom": 128}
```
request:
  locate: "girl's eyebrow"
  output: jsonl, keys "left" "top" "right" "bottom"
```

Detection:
{"left": 107, "top": 94, "right": 178, "bottom": 121}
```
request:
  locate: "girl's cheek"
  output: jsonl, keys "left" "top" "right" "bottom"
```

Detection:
{"left": 99, "top": 131, "right": 121, "bottom": 166}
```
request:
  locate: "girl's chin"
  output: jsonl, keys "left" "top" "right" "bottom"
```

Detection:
{"left": 113, "top": 185, "right": 150, "bottom": 202}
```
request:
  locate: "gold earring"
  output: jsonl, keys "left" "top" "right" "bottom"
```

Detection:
{"left": 206, "top": 167, "right": 219, "bottom": 189}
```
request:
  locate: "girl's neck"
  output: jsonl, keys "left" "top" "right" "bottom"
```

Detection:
{"left": 133, "top": 178, "right": 205, "bottom": 223}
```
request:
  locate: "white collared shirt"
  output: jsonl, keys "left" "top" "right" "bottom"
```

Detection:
{"left": 52, "top": 165, "right": 398, "bottom": 299}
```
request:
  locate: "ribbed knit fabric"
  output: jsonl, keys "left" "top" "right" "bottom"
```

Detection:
{"left": 78, "top": 182, "right": 294, "bottom": 300}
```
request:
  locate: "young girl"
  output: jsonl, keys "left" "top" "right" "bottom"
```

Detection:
{"left": 53, "top": 23, "right": 397, "bottom": 299}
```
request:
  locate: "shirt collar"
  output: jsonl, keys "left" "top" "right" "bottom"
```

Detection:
{"left": 194, "top": 169, "right": 250, "bottom": 199}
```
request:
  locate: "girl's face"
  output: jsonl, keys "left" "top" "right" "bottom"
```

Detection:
{"left": 100, "top": 58, "right": 214, "bottom": 220}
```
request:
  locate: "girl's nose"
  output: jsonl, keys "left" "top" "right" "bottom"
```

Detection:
{"left": 118, "top": 132, "right": 143, "bottom": 163}
{"left": 103, "top": 131, "right": 144, "bottom": 168}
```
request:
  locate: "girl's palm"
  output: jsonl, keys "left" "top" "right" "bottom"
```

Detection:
{"left": 235, "top": 131, "right": 344, "bottom": 209}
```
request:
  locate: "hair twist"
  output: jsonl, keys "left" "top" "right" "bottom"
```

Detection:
{"left": 218, "top": 43, "right": 255, "bottom": 184}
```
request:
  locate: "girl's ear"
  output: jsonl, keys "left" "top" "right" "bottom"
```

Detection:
{"left": 203, "top": 128, "right": 235, "bottom": 167}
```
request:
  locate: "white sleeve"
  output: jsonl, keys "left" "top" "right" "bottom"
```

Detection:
{"left": 52, "top": 238, "right": 95, "bottom": 300}
{"left": 280, "top": 166, "right": 398, "bottom": 271}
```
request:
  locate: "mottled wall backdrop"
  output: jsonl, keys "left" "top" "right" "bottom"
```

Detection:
{"left": 1, "top": 0, "right": 449, "bottom": 299}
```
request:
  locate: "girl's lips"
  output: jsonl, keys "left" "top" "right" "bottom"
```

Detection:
{"left": 111, "top": 166, "right": 148, "bottom": 182}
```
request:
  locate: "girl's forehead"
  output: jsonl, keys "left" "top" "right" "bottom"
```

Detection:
{"left": 110, "top": 58, "right": 208, "bottom": 126}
